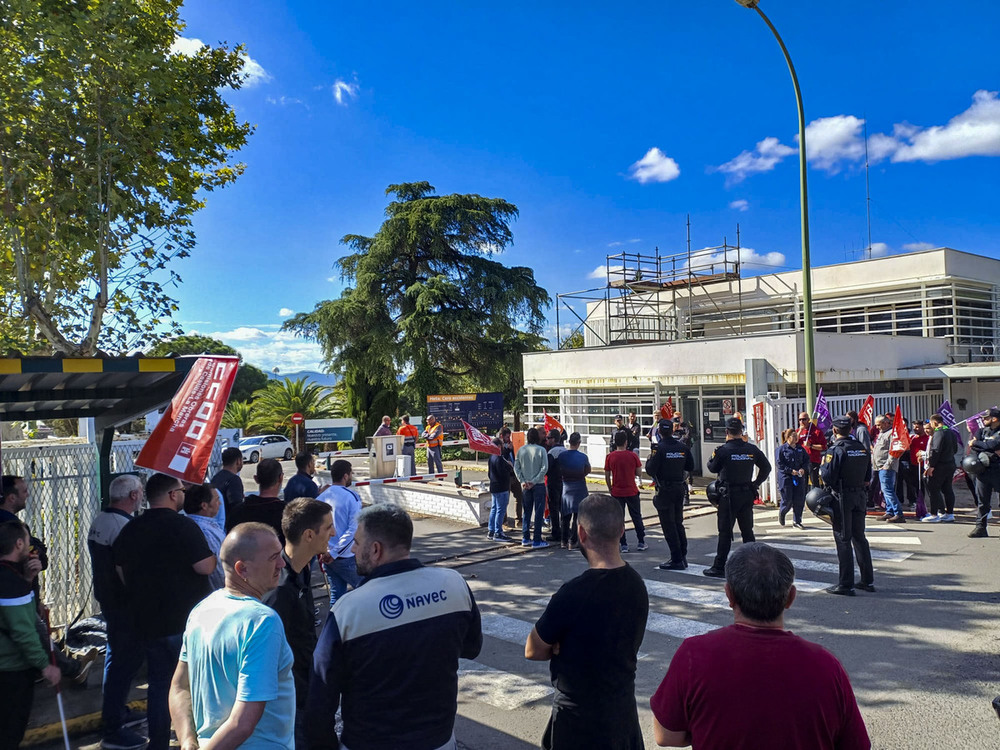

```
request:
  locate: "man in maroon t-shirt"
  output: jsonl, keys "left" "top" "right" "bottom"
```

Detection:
{"left": 650, "top": 542, "right": 870, "bottom": 750}
{"left": 603, "top": 430, "right": 646, "bottom": 552}
{"left": 796, "top": 411, "right": 827, "bottom": 488}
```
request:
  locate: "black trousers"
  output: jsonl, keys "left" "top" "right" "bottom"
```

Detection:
{"left": 897, "top": 461, "right": 919, "bottom": 504}
{"left": 974, "top": 473, "right": 1000, "bottom": 528}
{"left": 832, "top": 491, "right": 874, "bottom": 588}
{"left": 926, "top": 468, "right": 956, "bottom": 515}
{"left": 509, "top": 479, "right": 523, "bottom": 522}
{"left": 807, "top": 463, "right": 822, "bottom": 488}
{"left": 547, "top": 482, "right": 562, "bottom": 540}
{"left": 0, "top": 668, "right": 37, "bottom": 750}
{"left": 712, "top": 490, "right": 755, "bottom": 570}
{"left": 618, "top": 494, "right": 645, "bottom": 545}
{"left": 561, "top": 511, "right": 578, "bottom": 545}
{"left": 655, "top": 484, "right": 687, "bottom": 563}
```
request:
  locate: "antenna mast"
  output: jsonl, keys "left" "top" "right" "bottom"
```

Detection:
{"left": 864, "top": 116, "right": 873, "bottom": 260}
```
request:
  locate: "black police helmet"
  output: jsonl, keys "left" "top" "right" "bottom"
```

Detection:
{"left": 962, "top": 453, "right": 989, "bottom": 476}
{"left": 706, "top": 481, "right": 721, "bottom": 507}
{"left": 805, "top": 486, "right": 835, "bottom": 524}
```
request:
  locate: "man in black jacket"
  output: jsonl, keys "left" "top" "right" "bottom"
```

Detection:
{"left": 969, "top": 407, "right": 1000, "bottom": 538}
{"left": 263, "top": 498, "right": 333, "bottom": 748}
{"left": 923, "top": 413, "right": 959, "bottom": 523}
{"left": 210, "top": 447, "right": 245, "bottom": 519}
{"left": 487, "top": 439, "right": 516, "bottom": 543}
{"left": 646, "top": 423, "right": 694, "bottom": 570}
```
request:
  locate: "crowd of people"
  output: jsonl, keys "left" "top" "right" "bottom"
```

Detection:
{"left": 3, "top": 399, "right": 997, "bottom": 749}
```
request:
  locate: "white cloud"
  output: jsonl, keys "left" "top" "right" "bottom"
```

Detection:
{"left": 278, "top": 308, "right": 294, "bottom": 317}
{"left": 799, "top": 115, "right": 866, "bottom": 173}
{"left": 868, "top": 242, "right": 890, "bottom": 258}
{"left": 332, "top": 79, "right": 359, "bottom": 105}
{"left": 607, "top": 239, "right": 642, "bottom": 248}
{"left": 588, "top": 264, "right": 626, "bottom": 280}
{"left": 266, "top": 96, "right": 307, "bottom": 109}
{"left": 729, "top": 199, "right": 749, "bottom": 212}
{"left": 890, "top": 90, "right": 1000, "bottom": 162}
{"left": 689, "top": 245, "right": 786, "bottom": 273}
{"left": 170, "top": 36, "right": 272, "bottom": 87}
{"left": 627, "top": 148, "right": 681, "bottom": 184}
{"left": 903, "top": 242, "right": 936, "bottom": 252}
{"left": 208, "top": 327, "right": 325, "bottom": 372}
{"left": 326, "top": 276, "right": 338, "bottom": 282}
{"left": 714, "top": 137, "right": 796, "bottom": 184}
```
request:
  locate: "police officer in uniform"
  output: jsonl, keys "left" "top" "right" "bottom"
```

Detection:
{"left": 968, "top": 407, "right": 1000, "bottom": 538}
{"left": 646, "top": 422, "right": 695, "bottom": 570}
{"left": 703, "top": 418, "right": 771, "bottom": 578}
{"left": 820, "top": 416, "right": 875, "bottom": 596}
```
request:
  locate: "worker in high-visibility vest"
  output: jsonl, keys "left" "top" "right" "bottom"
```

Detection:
{"left": 397, "top": 415, "right": 420, "bottom": 462}
{"left": 423, "top": 415, "right": 444, "bottom": 474}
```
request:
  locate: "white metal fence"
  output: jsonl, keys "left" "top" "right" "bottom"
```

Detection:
{"left": 2, "top": 438, "right": 225, "bottom": 627}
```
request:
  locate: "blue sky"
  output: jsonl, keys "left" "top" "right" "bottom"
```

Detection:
{"left": 169, "top": 0, "right": 1000, "bottom": 373}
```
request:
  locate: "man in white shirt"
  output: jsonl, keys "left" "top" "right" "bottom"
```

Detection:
{"left": 317, "top": 460, "right": 363, "bottom": 607}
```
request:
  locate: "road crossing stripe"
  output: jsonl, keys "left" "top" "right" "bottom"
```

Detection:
{"left": 756, "top": 519, "right": 826, "bottom": 527}
{"left": 762, "top": 534, "right": 921, "bottom": 545}
{"left": 646, "top": 611, "right": 719, "bottom": 639}
{"left": 644, "top": 579, "right": 729, "bottom": 609}
{"left": 481, "top": 612, "right": 534, "bottom": 646}
{"left": 660, "top": 562, "right": 829, "bottom": 593}
{"left": 696, "top": 553, "right": 876, "bottom": 575}
{"left": 766, "top": 542, "right": 914, "bottom": 561}
{"left": 758, "top": 521, "right": 907, "bottom": 532}
{"left": 458, "top": 660, "right": 553, "bottom": 710}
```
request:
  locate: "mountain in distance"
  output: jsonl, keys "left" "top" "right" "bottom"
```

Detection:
{"left": 274, "top": 370, "right": 340, "bottom": 388}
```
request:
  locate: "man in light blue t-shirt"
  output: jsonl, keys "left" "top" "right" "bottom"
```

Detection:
{"left": 169, "top": 522, "right": 295, "bottom": 749}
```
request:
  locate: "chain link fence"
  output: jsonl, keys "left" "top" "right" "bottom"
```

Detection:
{"left": 2, "top": 438, "right": 225, "bottom": 628}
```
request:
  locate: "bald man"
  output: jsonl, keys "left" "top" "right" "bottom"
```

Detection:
{"left": 170, "top": 523, "right": 295, "bottom": 750}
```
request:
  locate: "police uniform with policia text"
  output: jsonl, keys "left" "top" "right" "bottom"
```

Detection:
{"left": 820, "top": 417, "right": 875, "bottom": 596}
{"left": 703, "top": 418, "right": 771, "bottom": 577}
{"left": 646, "top": 424, "right": 695, "bottom": 570}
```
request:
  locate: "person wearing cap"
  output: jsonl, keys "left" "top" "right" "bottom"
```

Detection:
{"left": 968, "top": 407, "right": 1000, "bottom": 538}
{"left": 611, "top": 414, "right": 630, "bottom": 455}
{"left": 626, "top": 412, "right": 643, "bottom": 457}
{"left": 820, "top": 417, "right": 875, "bottom": 596}
{"left": 423, "top": 415, "right": 444, "bottom": 474}
{"left": 702, "top": 418, "right": 771, "bottom": 578}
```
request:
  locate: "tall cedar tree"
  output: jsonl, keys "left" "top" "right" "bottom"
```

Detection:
{"left": 285, "top": 182, "right": 550, "bottom": 439}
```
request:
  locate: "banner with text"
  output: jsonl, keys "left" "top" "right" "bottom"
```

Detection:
{"left": 136, "top": 356, "right": 239, "bottom": 483}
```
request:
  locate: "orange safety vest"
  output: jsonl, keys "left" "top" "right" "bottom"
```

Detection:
{"left": 397, "top": 424, "right": 419, "bottom": 446}
{"left": 425, "top": 423, "right": 443, "bottom": 448}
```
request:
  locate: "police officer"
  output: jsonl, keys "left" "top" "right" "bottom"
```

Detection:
{"left": 646, "top": 422, "right": 695, "bottom": 570}
{"left": 672, "top": 415, "right": 695, "bottom": 506}
{"left": 968, "top": 407, "right": 1000, "bottom": 538}
{"left": 703, "top": 418, "right": 771, "bottom": 578}
{"left": 820, "top": 416, "right": 875, "bottom": 596}
{"left": 611, "top": 414, "right": 630, "bottom": 452}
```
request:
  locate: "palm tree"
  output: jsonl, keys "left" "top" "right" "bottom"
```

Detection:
{"left": 221, "top": 400, "right": 255, "bottom": 433}
{"left": 249, "top": 377, "right": 344, "bottom": 448}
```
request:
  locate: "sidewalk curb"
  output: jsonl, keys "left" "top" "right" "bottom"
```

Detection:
{"left": 23, "top": 699, "right": 147, "bottom": 747}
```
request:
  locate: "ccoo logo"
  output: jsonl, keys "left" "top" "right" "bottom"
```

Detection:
{"left": 379, "top": 594, "right": 404, "bottom": 619}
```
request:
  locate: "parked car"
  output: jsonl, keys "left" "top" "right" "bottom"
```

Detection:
{"left": 240, "top": 435, "right": 294, "bottom": 463}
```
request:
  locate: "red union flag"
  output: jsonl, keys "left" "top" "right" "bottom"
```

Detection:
{"left": 462, "top": 419, "right": 501, "bottom": 455}
{"left": 889, "top": 405, "right": 910, "bottom": 459}
{"left": 858, "top": 395, "right": 876, "bottom": 430}
{"left": 543, "top": 411, "right": 564, "bottom": 434}
{"left": 660, "top": 397, "right": 675, "bottom": 421}
{"left": 135, "top": 356, "right": 240, "bottom": 482}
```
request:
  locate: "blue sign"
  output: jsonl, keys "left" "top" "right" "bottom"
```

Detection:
{"left": 304, "top": 418, "right": 357, "bottom": 443}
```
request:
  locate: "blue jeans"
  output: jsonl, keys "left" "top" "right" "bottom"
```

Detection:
{"left": 522, "top": 484, "right": 546, "bottom": 543}
{"left": 880, "top": 469, "right": 901, "bottom": 516}
{"left": 489, "top": 492, "right": 510, "bottom": 535}
{"left": 145, "top": 634, "right": 183, "bottom": 750}
{"left": 325, "top": 556, "right": 362, "bottom": 609}
{"left": 102, "top": 611, "right": 145, "bottom": 735}
{"left": 427, "top": 446, "right": 443, "bottom": 474}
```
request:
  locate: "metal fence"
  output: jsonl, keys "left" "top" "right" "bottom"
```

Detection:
{"left": 2, "top": 438, "right": 226, "bottom": 628}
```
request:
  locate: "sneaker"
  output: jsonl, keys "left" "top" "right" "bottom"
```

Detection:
{"left": 521, "top": 539, "right": 532, "bottom": 547}
{"left": 853, "top": 581, "right": 876, "bottom": 593}
{"left": 121, "top": 709, "right": 147, "bottom": 729}
{"left": 620, "top": 544, "right": 630, "bottom": 553}
{"left": 545, "top": 534, "right": 562, "bottom": 543}
{"left": 71, "top": 648, "right": 99, "bottom": 686}
{"left": 969, "top": 527, "right": 989, "bottom": 538}
{"left": 101, "top": 728, "right": 148, "bottom": 750}
{"left": 702, "top": 567, "right": 725, "bottom": 579}
{"left": 637, "top": 542, "right": 648, "bottom": 551}
{"left": 494, "top": 533, "right": 514, "bottom": 543}
{"left": 886, "top": 515, "right": 906, "bottom": 524}
{"left": 792, "top": 522, "right": 806, "bottom": 530}
{"left": 921, "top": 514, "right": 940, "bottom": 523}
{"left": 778, "top": 512, "right": 787, "bottom": 526}
{"left": 532, "top": 541, "right": 550, "bottom": 549}
{"left": 486, "top": 532, "right": 494, "bottom": 541}
{"left": 879, "top": 513, "right": 893, "bottom": 522}
{"left": 940, "top": 513, "right": 955, "bottom": 523}
{"left": 825, "top": 585, "right": 856, "bottom": 597}
{"left": 657, "top": 560, "right": 686, "bottom": 571}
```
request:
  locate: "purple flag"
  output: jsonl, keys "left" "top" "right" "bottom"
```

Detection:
{"left": 813, "top": 387, "right": 832, "bottom": 431}
{"left": 967, "top": 410, "right": 987, "bottom": 436}
{"left": 939, "top": 399, "right": 962, "bottom": 442}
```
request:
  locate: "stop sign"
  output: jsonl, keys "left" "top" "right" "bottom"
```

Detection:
{"left": 290, "top": 412, "right": 304, "bottom": 425}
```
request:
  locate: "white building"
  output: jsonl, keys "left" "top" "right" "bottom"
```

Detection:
{"left": 524, "top": 247, "right": 1000, "bottom": 477}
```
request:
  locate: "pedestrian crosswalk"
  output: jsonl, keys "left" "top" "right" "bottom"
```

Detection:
{"left": 458, "top": 506, "right": 919, "bottom": 713}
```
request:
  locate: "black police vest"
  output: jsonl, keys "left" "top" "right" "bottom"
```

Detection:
{"left": 648, "top": 439, "right": 688, "bottom": 483}
{"left": 977, "top": 426, "right": 1000, "bottom": 470}
{"left": 833, "top": 438, "right": 870, "bottom": 488}
{"left": 717, "top": 441, "right": 758, "bottom": 485}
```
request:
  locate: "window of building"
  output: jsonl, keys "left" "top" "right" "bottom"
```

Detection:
{"left": 868, "top": 307, "right": 893, "bottom": 333}
{"left": 841, "top": 308, "right": 865, "bottom": 334}
{"left": 896, "top": 304, "right": 922, "bottom": 336}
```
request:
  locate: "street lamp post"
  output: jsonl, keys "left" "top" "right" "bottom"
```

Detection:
{"left": 734, "top": 0, "right": 817, "bottom": 413}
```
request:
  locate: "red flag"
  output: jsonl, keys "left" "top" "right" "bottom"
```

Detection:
{"left": 462, "top": 419, "right": 501, "bottom": 455}
{"left": 135, "top": 356, "right": 240, "bottom": 483}
{"left": 888, "top": 405, "right": 910, "bottom": 458}
{"left": 543, "top": 411, "right": 564, "bottom": 434}
{"left": 858, "top": 395, "right": 875, "bottom": 430}
{"left": 660, "top": 398, "right": 675, "bottom": 421}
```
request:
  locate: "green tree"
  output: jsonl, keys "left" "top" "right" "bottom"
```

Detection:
{"left": 221, "top": 400, "right": 255, "bottom": 433}
{"left": 0, "top": 1, "right": 253, "bottom": 355}
{"left": 562, "top": 330, "right": 585, "bottom": 349}
{"left": 285, "top": 182, "right": 550, "bottom": 437}
{"left": 146, "top": 335, "right": 269, "bottom": 402}
{"left": 249, "top": 377, "right": 344, "bottom": 447}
